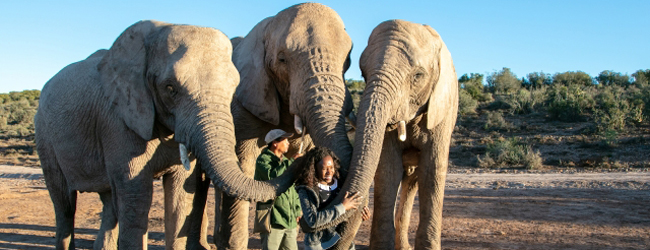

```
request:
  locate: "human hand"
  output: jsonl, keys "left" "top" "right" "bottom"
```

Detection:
{"left": 341, "top": 191, "right": 363, "bottom": 211}
{"left": 292, "top": 152, "right": 303, "bottom": 159}
{"left": 361, "top": 206, "right": 371, "bottom": 221}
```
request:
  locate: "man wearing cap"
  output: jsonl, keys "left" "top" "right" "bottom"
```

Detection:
{"left": 254, "top": 129, "right": 303, "bottom": 250}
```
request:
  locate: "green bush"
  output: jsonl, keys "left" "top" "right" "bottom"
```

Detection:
{"left": 545, "top": 84, "right": 595, "bottom": 122}
{"left": 0, "top": 90, "right": 40, "bottom": 138}
{"left": 458, "top": 88, "right": 478, "bottom": 116}
{"left": 477, "top": 137, "right": 542, "bottom": 169}
{"left": 483, "top": 111, "right": 512, "bottom": 131}
{"left": 592, "top": 85, "right": 643, "bottom": 133}
{"left": 487, "top": 67, "right": 521, "bottom": 94}
{"left": 346, "top": 79, "right": 365, "bottom": 114}
{"left": 459, "top": 73, "right": 492, "bottom": 102}
{"left": 495, "top": 86, "right": 547, "bottom": 114}
{"left": 552, "top": 71, "right": 594, "bottom": 86}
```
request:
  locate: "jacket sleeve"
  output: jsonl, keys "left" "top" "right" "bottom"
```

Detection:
{"left": 298, "top": 187, "right": 346, "bottom": 231}
{"left": 254, "top": 155, "right": 273, "bottom": 181}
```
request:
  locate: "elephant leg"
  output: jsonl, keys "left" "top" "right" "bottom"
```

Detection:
{"left": 369, "top": 136, "right": 403, "bottom": 250}
{"left": 112, "top": 174, "right": 154, "bottom": 249}
{"left": 95, "top": 191, "right": 118, "bottom": 250}
{"left": 163, "top": 163, "right": 210, "bottom": 250}
{"left": 215, "top": 138, "right": 259, "bottom": 250}
{"left": 414, "top": 132, "right": 452, "bottom": 250}
{"left": 41, "top": 154, "right": 77, "bottom": 250}
{"left": 395, "top": 170, "right": 418, "bottom": 250}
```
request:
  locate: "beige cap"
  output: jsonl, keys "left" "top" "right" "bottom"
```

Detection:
{"left": 264, "top": 129, "right": 294, "bottom": 144}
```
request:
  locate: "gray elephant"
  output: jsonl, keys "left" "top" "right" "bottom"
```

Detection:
{"left": 35, "top": 20, "right": 296, "bottom": 250}
{"left": 213, "top": 3, "right": 355, "bottom": 249}
{"left": 323, "top": 20, "right": 459, "bottom": 250}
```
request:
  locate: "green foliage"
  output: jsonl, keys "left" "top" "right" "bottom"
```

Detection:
{"left": 545, "top": 84, "right": 595, "bottom": 122}
{"left": 552, "top": 71, "right": 594, "bottom": 86}
{"left": 483, "top": 111, "right": 512, "bottom": 131}
{"left": 592, "top": 85, "right": 643, "bottom": 133}
{"left": 595, "top": 70, "right": 630, "bottom": 86}
{"left": 459, "top": 73, "right": 492, "bottom": 102}
{"left": 487, "top": 67, "right": 521, "bottom": 94}
{"left": 495, "top": 86, "right": 547, "bottom": 114}
{"left": 0, "top": 90, "right": 40, "bottom": 138}
{"left": 458, "top": 88, "right": 478, "bottom": 116}
{"left": 346, "top": 79, "right": 366, "bottom": 114}
{"left": 522, "top": 71, "right": 552, "bottom": 89}
{"left": 632, "top": 69, "right": 650, "bottom": 87}
{"left": 477, "top": 137, "right": 542, "bottom": 169}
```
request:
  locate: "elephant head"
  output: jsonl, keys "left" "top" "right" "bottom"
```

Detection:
{"left": 232, "top": 3, "right": 354, "bottom": 169}
{"left": 98, "top": 20, "right": 295, "bottom": 201}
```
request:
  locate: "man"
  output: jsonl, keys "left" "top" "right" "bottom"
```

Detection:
{"left": 254, "top": 129, "right": 302, "bottom": 250}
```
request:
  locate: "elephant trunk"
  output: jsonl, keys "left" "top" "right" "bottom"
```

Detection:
{"left": 310, "top": 76, "right": 395, "bottom": 235}
{"left": 342, "top": 77, "right": 394, "bottom": 199}
{"left": 303, "top": 74, "right": 353, "bottom": 171}
{"left": 178, "top": 103, "right": 294, "bottom": 202}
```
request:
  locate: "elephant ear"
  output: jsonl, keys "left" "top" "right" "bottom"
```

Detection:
{"left": 425, "top": 27, "right": 458, "bottom": 130}
{"left": 98, "top": 20, "right": 163, "bottom": 140}
{"left": 233, "top": 17, "right": 281, "bottom": 126}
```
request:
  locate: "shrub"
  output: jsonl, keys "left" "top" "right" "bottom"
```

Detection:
{"left": 495, "top": 86, "right": 547, "bottom": 114}
{"left": 459, "top": 73, "right": 492, "bottom": 102}
{"left": 483, "top": 111, "right": 512, "bottom": 131}
{"left": 552, "top": 71, "right": 594, "bottom": 86}
{"left": 545, "top": 84, "right": 595, "bottom": 122}
{"left": 592, "top": 85, "right": 633, "bottom": 132}
{"left": 458, "top": 88, "right": 478, "bottom": 116}
{"left": 487, "top": 67, "right": 521, "bottom": 94}
{"left": 477, "top": 137, "right": 542, "bottom": 169}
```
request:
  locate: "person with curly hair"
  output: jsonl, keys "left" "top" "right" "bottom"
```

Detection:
{"left": 295, "top": 147, "right": 370, "bottom": 250}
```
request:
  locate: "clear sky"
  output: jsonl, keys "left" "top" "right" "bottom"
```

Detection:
{"left": 1, "top": 0, "right": 648, "bottom": 94}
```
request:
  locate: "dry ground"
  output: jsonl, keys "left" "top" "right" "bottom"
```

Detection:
{"left": 1, "top": 166, "right": 649, "bottom": 250}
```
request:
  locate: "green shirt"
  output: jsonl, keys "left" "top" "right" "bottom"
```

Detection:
{"left": 254, "top": 148, "right": 301, "bottom": 229}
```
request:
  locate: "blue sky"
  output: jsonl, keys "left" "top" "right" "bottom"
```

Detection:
{"left": 1, "top": 0, "right": 648, "bottom": 93}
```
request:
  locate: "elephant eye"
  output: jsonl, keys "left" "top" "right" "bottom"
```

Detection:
{"left": 277, "top": 52, "right": 287, "bottom": 64}
{"left": 166, "top": 85, "right": 177, "bottom": 96}
{"left": 414, "top": 72, "right": 425, "bottom": 82}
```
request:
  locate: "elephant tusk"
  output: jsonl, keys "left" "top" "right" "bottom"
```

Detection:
{"left": 398, "top": 121, "right": 407, "bottom": 142}
{"left": 347, "top": 113, "right": 357, "bottom": 129}
{"left": 179, "top": 144, "right": 191, "bottom": 171}
{"left": 294, "top": 115, "right": 304, "bottom": 135}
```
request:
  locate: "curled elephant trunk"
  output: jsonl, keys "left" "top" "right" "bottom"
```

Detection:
{"left": 303, "top": 74, "right": 353, "bottom": 171}
{"left": 179, "top": 109, "right": 295, "bottom": 202}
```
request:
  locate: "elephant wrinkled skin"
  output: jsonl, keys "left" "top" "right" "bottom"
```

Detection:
{"left": 340, "top": 20, "right": 459, "bottom": 250}
{"left": 215, "top": 3, "right": 355, "bottom": 249}
{"left": 35, "top": 20, "right": 296, "bottom": 250}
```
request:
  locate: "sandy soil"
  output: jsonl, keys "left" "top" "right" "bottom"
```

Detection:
{"left": 1, "top": 166, "right": 649, "bottom": 250}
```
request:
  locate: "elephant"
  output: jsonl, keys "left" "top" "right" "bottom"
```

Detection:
{"left": 213, "top": 3, "right": 356, "bottom": 249}
{"left": 35, "top": 20, "right": 297, "bottom": 250}
{"left": 323, "top": 20, "right": 459, "bottom": 250}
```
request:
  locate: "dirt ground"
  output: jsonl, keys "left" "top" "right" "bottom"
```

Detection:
{"left": 1, "top": 166, "right": 649, "bottom": 250}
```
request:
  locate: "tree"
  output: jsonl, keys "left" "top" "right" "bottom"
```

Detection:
{"left": 595, "top": 70, "right": 630, "bottom": 86}
{"left": 552, "top": 71, "right": 594, "bottom": 86}
{"left": 487, "top": 67, "right": 521, "bottom": 94}
{"left": 522, "top": 71, "right": 552, "bottom": 89}
{"left": 632, "top": 69, "right": 650, "bottom": 87}
{"left": 459, "top": 73, "right": 491, "bottom": 101}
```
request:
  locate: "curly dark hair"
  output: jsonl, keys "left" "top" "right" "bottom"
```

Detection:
{"left": 294, "top": 147, "right": 341, "bottom": 188}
